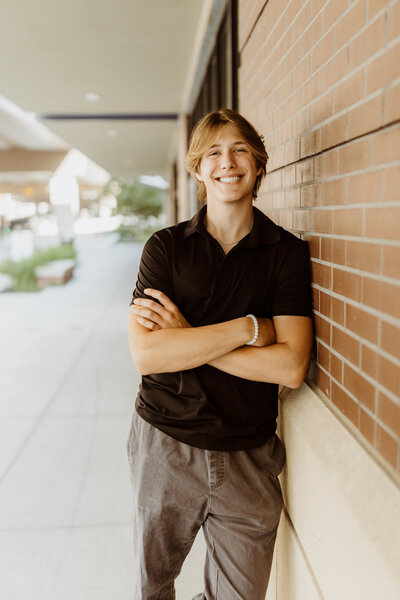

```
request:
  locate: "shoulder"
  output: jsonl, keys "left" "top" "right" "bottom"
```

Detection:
{"left": 277, "top": 227, "right": 309, "bottom": 253}
{"left": 270, "top": 226, "right": 311, "bottom": 276}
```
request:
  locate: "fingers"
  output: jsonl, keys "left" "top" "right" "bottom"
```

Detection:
{"left": 132, "top": 304, "right": 166, "bottom": 327}
{"left": 136, "top": 316, "right": 161, "bottom": 331}
{"left": 133, "top": 297, "right": 166, "bottom": 317}
{"left": 143, "top": 288, "right": 177, "bottom": 311}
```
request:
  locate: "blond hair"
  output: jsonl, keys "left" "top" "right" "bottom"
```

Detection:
{"left": 185, "top": 109, "right": 269, "bottom": 202}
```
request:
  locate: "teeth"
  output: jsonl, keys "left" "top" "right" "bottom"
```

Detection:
{"left": 218, "top": 176, "right": 241, "bottom": 183}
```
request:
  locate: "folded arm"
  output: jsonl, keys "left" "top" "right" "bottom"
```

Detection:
{"left": 208, "top": 315, "right": 313, "bottom": 388}
{"left": 128, "top": 289, "right": 275, "bottom": 375}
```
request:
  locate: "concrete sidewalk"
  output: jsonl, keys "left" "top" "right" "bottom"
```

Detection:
{"left": 0, "top": 233, "right": 204, "bottom": 599}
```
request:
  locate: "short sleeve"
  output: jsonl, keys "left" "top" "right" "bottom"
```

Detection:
{"left": 272, "top": 237, "right": 313, "bottom": 317}
{"left": 130, "top": 231, "right": 174, "bottom": 306}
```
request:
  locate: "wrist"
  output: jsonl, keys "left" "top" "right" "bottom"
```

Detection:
{"left": 246, "top": 314, "right": 259, "bottom": 345}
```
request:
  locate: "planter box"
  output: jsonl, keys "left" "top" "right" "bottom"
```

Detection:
{"left": 35, "top": 259, "right": 76, "bottom": 289}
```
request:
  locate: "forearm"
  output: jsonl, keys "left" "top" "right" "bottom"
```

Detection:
{"left": 208, "top": 342, "right": 310, "bottom": 388}
{"left": 129, "top": 312, "right": 253, "bottom": 375}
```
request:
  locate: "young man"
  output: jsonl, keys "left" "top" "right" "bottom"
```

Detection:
{"left": 127, "top": 109, "right": 313, "bottom": 600}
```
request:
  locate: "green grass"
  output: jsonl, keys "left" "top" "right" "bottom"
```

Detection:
{"left": 117, "top": 224, "right": 159, "bottom": 243}
{"left": 0, "top": 242, "right": 77, "bottom": 292}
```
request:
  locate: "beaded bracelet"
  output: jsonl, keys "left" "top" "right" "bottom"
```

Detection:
{"left": 246, "top": 314, "right": 259, "bottom": 345}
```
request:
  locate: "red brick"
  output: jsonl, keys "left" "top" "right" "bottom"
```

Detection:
{"left": 320, "top": 237, "right": 346, "bottom": 264}
{"left": 305, "top": 235, "right": 320, "bottom": 259}
{"left": 285, "top": 0, "right": 305, "bottom": 28}
{"left": 385, "top": 83, "right": 400, "bottom": 125}
{"left": 348, "top": 171, "right": 383, "bottom": 204}
{"left": 388, "top": 1, "right": 400, "bottom": 41}
{"left": 320, "top": 290, "right": 332, "bottom": 318}
{"left": 359, "top": 407, "right": 375, "bottom": 445}
{"left": 332, "top": 326, "right": 360, "bottom": 365}
{"left": 315, "top": 364, "right": 331, "bottom": 398}
{"left": 293, "top": 55, "right": 311, "bottom": 89}
{"left": 315, "top": 314, "right": 331, "bottom": 344}
{"left": 339, "top": 139, "right": 370, "bottom": 174}
{"left": 321, "top": 115, "right": 347, "bottom": 150}
{"left": 334, "top": 239, "right": 346, "bottom": 265}
{"left": 301, "top": 183, "right": 320, "bottom": 207}
{"left": 362, "top": 344, "right": 378, "bottom": 379}
{"left": 293, "top": 2, "right": 312, "bottom": 40}
{"left": 367, "top": 42, "right": 400, "bottom": 94}
{"left": 311, "top": 209, "right": 333, "bottom": 233}
{"left": 333, "top": 269, "right": 362, "bottom": 301}
{"left": 334, "top": 208, "right": 363, "bottom": 236}
{"left": 324, "top": 0, "right": 351, "bottom": 32}
{"left": 304, "top": 13, "right": 324, "bottom": 51}
{"left": 312, "top": 261, "right": 332, "bottom": 288}
{"left": 322, "top": 48, "right": 349, "bottom": 91}
{"left": 378, "top": 391, "right": 400, "bottom": 437}
{"left": 293, "top": 209, "right": 310, "bottom": 231}
{"left": 310, "top": 91, "right": 334, "bottom": 127}
{"left": 300, "top": 129, "right": 321, "bottom": 158}
{"left": 365, "top": 206, "right": 400, "bottom": 240}
{"left": 363, "top": 277, "right": 400, "bottom": 319}
{"left": 332, "top": 297, "right": 345, "bottom": 325}
{"left": 377, "top": 354, "right": 400, "bottom": 396}
{"left": 332, "top": 381, "right": 359, "bottom": 427}
{"left": 331, "top": 352, "right": 343, "bottom": 383}
{"left": 368, "top": 0, "right": 390, "bottom": 20}
{"left": 348, "top": 14, "right": 385, "bottom": 70}
{"left": 296, "top": 159, "right": 314, "bottom": 184}
{"left": 346, "top": 241, "right": 381, "bottom": 274}
{"left": 311, "top": 30, "right": 335, "bottom": 73}
{"left": 312, "top": 285, "right": 320, "bottom": 311}
{"left": 371, "top": 127, "right": 400, "bottom": 165}
{"left": 293, "top": 108, "right": 310, "bottom": 138}
{"left": 374, "top": 424, "right": 398, "bottom": 471}
{"left": 346, "top": 304, "right": 379, "bottom": 344}
{"left": 315, "top": 150, "right": 338, "bottom": 178}
{"left": 311, "top": 0, "right": 327, "bottom": 18}
{"left": 321, "top": 178, "right": 347, "bottom": 205}
{"left": 382, "top": 245, "right": 400, "bottom": 279}
{"left": 347, "top": 95, "right": 382, "bottom": 140}
{"left": 335, "top": 0, "right": 367, "bottom": 49}
{"left": 282, "top": 164, "right": 296, "bottom": 187}
{"left": 334, "top": 70, "right": 364, "bottom": 114}
{"left": 285, "top": 139, "right": 301, "bottom": 164}
{"left": 344, "top": 363, "right": 376, "bottom": 411}
{"left": 302, "top": 72, "right": 323, "bottom": 106}
{"left": 317, "top": 341, "right": 330, "bottom": 371}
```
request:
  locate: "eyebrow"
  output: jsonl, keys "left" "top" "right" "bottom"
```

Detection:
{"left": 208, "top": 141, "right": 246, "bottom": 149}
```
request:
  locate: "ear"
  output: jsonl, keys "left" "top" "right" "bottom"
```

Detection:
{"left": 195, "top": 171, "right": 204, "bottom": 182}
{"left": 256, "top": 167, "right": 263, "bottom": 177}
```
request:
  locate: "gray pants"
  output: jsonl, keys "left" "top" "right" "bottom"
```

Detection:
{"left": 126, "top": 411, "right": 285, "bottom": 600}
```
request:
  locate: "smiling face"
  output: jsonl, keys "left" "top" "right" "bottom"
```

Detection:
{"left": 195, "top": 124, "right": 262, "bottom": 206}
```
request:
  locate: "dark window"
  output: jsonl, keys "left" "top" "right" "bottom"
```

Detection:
{"left": 189, "top": 0, "right": 238, "bottom": 133}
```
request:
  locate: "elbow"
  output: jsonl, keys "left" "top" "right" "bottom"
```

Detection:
{"left": 130, "top": 347, "right": 153, "bottom": 376}
{"left": 285, "top": 360, "right": 310, "bottom": 389}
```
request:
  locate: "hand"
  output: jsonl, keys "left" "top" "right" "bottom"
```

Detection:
{"left": 132, "top": 288, "right": 191, "bottom": 331}
{"left": 251, "top": 317, "right": 276, "bottom": 347}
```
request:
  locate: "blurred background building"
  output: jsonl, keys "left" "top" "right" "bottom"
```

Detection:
{"left": 0, "top": 1, "right": 399, "bottom": 598}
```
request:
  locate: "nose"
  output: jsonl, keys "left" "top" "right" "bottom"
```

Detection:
{"left": 221, "top": 150, "right": 236, "bottom": 169}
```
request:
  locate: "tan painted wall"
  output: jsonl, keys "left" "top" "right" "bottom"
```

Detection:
{"left": 269, "top": 384, "right": 400, "bottom": 599}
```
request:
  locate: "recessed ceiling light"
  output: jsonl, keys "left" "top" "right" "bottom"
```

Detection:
{"left": 85, "top": 92, "right": 101, "bottom": 102}
{"left": 107, "top": 129, "right": 118, "bottom": 138}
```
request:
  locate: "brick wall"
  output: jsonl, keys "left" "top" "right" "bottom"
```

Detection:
{"left": 238, "top": 0, "right": 400, "bottom": 473}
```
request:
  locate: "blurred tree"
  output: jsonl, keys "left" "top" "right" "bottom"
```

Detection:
{"left": 102, "top": 178, "right": 164, "bottom": 218}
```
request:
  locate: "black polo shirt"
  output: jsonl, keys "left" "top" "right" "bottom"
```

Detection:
{"left": 130, "top": 204, "right": 312, "bottom": 451}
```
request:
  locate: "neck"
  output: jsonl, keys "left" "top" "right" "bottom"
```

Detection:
{"left": 204, "top": 200, "right": 254, "bottom": 244}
